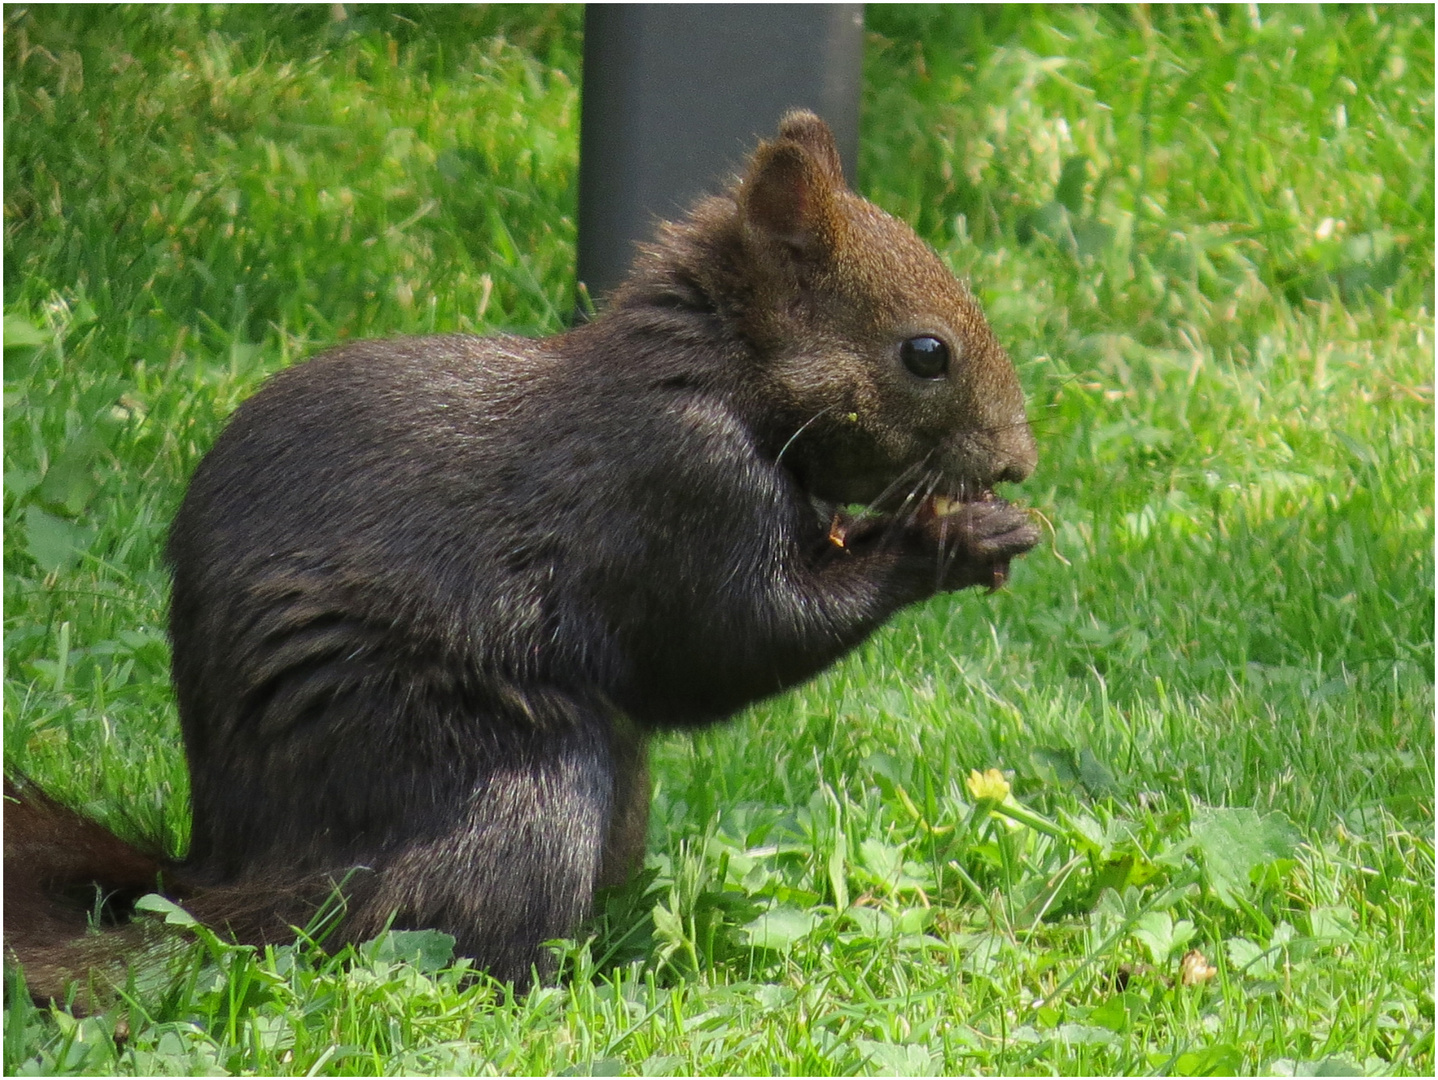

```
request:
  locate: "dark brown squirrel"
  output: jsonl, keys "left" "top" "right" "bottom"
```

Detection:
{"left": 4, "top": 112, "right": 1038, "bottom": 996}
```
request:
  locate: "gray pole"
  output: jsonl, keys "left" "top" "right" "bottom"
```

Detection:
{"left": 576, "top": 4, "right": 865, "bottom": 314}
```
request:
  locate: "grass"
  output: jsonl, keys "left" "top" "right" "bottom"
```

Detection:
{"left": 3, "top": 3, "right": 1433, "bottom": 1075}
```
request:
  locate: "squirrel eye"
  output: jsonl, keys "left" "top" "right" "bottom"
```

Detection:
{"left": 900, "top": 335, "right": 950, "bottom": 379}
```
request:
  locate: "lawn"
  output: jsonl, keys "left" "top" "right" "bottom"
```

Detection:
{"left": 3, "top": 4, "right": 1433, "bottom": 1076}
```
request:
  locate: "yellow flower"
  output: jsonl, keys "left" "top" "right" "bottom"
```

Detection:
{"left": 965, "top": 768, "right": 1011, "bottom": 802}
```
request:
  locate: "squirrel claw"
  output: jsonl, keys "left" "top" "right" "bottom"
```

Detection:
{"left": 986, "top": 561, "right": 1011, "bottom": 592}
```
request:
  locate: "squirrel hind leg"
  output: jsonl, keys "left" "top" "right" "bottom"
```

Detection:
{"left": 5, "top": 693, "right": 652, "bottom": 994}
{"left": 333, "top": 693, "right": 641, "bottom": 986}
{"left": 598, "top": 727, "right": 650, "bottom": 891}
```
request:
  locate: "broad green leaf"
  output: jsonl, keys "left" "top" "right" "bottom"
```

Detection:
{"left": 23, "top": 506, "right": 95, "bottom": 574}
{"left": 1308, "top": 905, "right": 1356, "bottom": 945}
{"left": 857, "top": 838, "right": 904, "bottom": 885}
{"left": 742, "top": 906, "right": 820, "bottom": 953}
{"left": 1172, "top": 1043, "right": 1244, "bottom": 1076}
{"left": 957, "top": 931, "right": 1007, "bottom": 975}
{"left": 859, "top": 1041, "right": 935, "bottom": 1077}
{"left": 1225, "top": 936, "right": 1274, "bottom": 978}
{"left": 651, "top": 901, "right": 683, "bottom": 947}
{"left": 3, "top": 314, "right": 49, "bottom": 349}
{"left": 1057, "top": 1022, "right": 1118, "bottom": 1046}
{"left": 1028, "top": 744, "right": 1079, "bottom": 785}
{"left": 894, "top": 907, "right": 931, "bottom": 935}
{"left": 1133, "top": 910, "right": 1197, "bottom": 967}
{"left": 1090, "top": 992, "right": 1147, "bottom": 1033}
{"left": 371, "top": 929, "right": 455, "bottom": 972}
{"left": 560, "top": 1058, "right": 625, "bottom": 1077}
{"left": 134, "top": 893, "right": 199, "bottom": 927}
{"left": 35, "top": 435, "right": 104, "bottom": 518}
{"left": 1190, "top": 806, "right": 1301, "bottom": 907}
{"left": 1267, "top": 1056, "right": 1367, "bottom": 1077}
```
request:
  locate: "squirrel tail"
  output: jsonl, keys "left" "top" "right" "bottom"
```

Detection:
{"left": 3, "top": 775, "right": 339, "bottom": 1006}
{"left": 4, "top": 774, "right": 175, "bottom": 1002}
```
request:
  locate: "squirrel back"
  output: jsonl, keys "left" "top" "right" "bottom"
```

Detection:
{"left": 5, "top": 112, "right": 1038, "bottom": 997}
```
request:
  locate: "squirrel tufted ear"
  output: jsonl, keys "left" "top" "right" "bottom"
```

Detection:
{"left": 741, "top": 136, "right": 841, "bottom": 260}
{"left": 776, "top": 109, "right": 846, "bottom": 188}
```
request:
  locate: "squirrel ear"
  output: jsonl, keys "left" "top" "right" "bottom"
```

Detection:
{"left": 776, "top": 109, "right": 846, "bottom": 188}
{"left": 741, "top": 139, "right": 841, "bottom": 260}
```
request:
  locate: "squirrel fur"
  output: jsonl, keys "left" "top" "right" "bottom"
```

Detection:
{"left": 4, "top": 112, "right": 1038, "bottom": 996}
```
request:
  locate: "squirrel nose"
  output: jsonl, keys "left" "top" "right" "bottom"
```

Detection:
{"left": 991, "top": 420, "right": 1038, "bottom": 485}
{"left": 950, "top": 422, "right": 1037, "bottom": 489}
{"left": 997, "top": 459, "right": 1031, "bottom": 485}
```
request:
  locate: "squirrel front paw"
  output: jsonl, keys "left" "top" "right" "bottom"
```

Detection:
{"left": 825, "top": 494, "right": 1040, "bottom": 592}
{"left": 915, "top": 494, "right": 1040, "bottom": 590}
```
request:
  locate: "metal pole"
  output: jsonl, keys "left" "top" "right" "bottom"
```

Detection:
{"left": 576, "top": 3, "right": 865, "bottom": 313}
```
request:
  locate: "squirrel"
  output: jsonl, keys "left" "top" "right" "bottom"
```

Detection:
{"left": 4, "top": 112, "right": 1038, "bottom": 997}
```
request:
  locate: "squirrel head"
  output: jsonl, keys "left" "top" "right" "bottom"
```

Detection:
{"left": 619, "top": 111, "right": 1038, "bottom": 510}
{"left": 737, "top": 110, "right": 1037, "bottom": 508}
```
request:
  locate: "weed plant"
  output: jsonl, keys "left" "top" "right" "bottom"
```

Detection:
{"left": 3, "top": 4, "right": 1433, "bottom": 1076}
